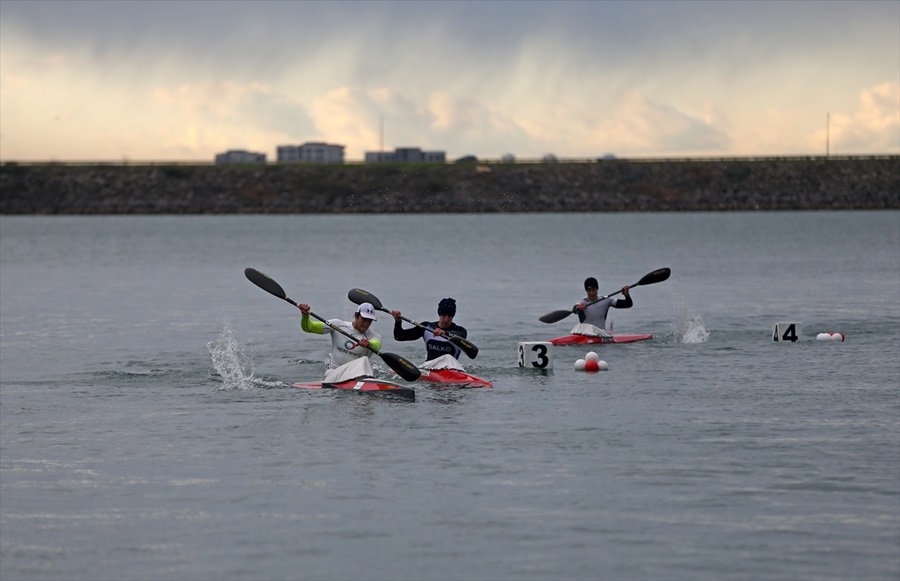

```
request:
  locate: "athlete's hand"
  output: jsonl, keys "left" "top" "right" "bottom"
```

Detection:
{"left": 622, "top": 285, "right": 630, "bottom": 296}
{"left": 298, "top": 303, "right": 310, "bottom": 315}
{"left": 390, "top": 309, "right": 402, "bottom": 321}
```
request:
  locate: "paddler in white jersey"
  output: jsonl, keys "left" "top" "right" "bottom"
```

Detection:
{"left": 297, "top": 301, "right": 382, "bottom": 371}
{"left": 390, "top": 298, "right": 468, "bottom": 361}
{"left": 574, "top": 277, "right": 632, "bottom": 332}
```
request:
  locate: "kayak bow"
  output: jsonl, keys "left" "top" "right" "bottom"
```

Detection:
{"left": 418, "top": 367, "right": 493, "bottom": 388}
{"left": 291, "top": 378, "right": 416, "bottom": 400}
{"left": 548, "top": 333, "right": 653, "bottom": 346}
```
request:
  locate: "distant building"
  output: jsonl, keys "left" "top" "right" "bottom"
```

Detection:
{"left": 215, "top": 149, "right": 266, "bottom": 164}
{"left": 364, "top": 147, "right": 446, "bottom": 163}
{"left": 277, "top": 142, "right": 345, "bottom": 164}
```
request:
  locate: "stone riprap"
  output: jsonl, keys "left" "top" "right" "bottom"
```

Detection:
{"left": 1, "top": 157, "right": 897, "bottom": 214}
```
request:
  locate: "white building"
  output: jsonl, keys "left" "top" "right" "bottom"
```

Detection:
{"left": 365, "top": 147, "right": 446, "bottom": 163}
{"left": 214, "top": 150, "right": 266, "bottom": 164}
{"left": 277, "top": 142, "right": 345, "bottom": 164}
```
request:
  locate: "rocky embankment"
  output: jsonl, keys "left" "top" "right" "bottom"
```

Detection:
{"left": 1, "top": 157, "right": 897, "bottom": 214}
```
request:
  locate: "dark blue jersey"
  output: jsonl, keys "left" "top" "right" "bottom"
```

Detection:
{"left": 394, "top": 320, "right": 468, "bottom": 361}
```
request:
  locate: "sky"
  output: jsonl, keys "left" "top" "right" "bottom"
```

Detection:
{"left": 1, "top": 0, "right": 898, "bottom": 162}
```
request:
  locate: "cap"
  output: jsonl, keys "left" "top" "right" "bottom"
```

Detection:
{"left": 356, "top": 302, "right": 377, "bottom": 320}
{"left": 584, "top": 277, "right": 599, "bottom": 290}
{"left": 437, "top": 298, "right": 457, "bottom": 317}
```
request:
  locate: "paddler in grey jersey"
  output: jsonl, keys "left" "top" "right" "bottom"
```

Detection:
{"left": 391, "top": 298, "right": 469, "bottom": 361}
{"left": 574, "top": 277, "right": 632, "bottom": 331}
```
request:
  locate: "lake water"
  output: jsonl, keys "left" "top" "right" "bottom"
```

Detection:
{"left": 1, "top": 211, "right": 898, "bottom": 581}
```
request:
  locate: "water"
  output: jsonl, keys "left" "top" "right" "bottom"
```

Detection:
{"left": 1, "top": 212, "right": 898, "bottom": 581}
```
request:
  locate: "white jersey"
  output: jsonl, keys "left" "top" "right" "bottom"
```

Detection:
{"left": 322, "top": 319, "right": 382, "bottom": 370}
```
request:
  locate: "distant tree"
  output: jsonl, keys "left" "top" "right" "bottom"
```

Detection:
{"left": 501, "top": 153, "right": 516, "bottom": 163}
{"left": 455, "top": 155, "right": 478, "bottom": 164}
{"left": 542, "top": 153, "right": 558, "bottom": 163}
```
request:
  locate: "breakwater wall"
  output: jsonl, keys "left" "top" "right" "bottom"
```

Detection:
{"left": 1, "top": 157, "right": 897, "bottom": 214}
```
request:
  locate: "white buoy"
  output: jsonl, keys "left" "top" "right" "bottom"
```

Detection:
{"left": 585, "top": 351, "right": 600, "bottom": 362}
{"left": 816, "top": 333, "right": 831, "bottom": 341}
{"left": 830, "top": 332, "right": 845, "bottom": 342}
{"left": 574, "top": 358, "right": 586, "bottom": 371}
{"left": 598, "top": 360, "right": 609, "bottom": 370}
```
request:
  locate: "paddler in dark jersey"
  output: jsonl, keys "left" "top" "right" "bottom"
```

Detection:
{"left": 574, "top": 277, "right": 632, "bottom": 331}
{"left": 390, "top": 298, "right": 468, "bottom": 361}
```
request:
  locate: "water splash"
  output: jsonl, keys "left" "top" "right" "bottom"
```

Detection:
{"left": 674, "top": 310, "right": 710, "bottom": 344}
{"left": 207, "top": 324, "right": 256, "bottom": 390}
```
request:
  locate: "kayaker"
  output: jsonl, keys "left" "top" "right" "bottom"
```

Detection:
{"left": 574, "top": 277, "right": 632, "bottom": 331}
{"left": 297, "top": 301, "right": 382, "bottom": 371}
{"left": 390, "top": 298, "right": 469, "bottom": 361}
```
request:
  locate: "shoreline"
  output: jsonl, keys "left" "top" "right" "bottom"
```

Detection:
{"left": 1, "top": 157, "right": 897, "bottom": 214}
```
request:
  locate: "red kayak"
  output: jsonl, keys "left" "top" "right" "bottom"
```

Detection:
{"left": 418, "top": 368, "right": 493, "bottom": 388}
{"left": 548, "top": 333, "right": 653, "bottom": 346}
{"left": 291, "top": 378, "right": 415, "bottom": 401}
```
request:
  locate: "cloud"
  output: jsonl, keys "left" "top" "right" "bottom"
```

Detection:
{"left": 603, "top": 91, "right": 731, "bottom": 155}
{"left": 1, "top": 1, "right": 897, "bottom": 160}
{"left": 150, "top": 80, "right": 317, "bottom": 158}
{"left": 153, "top": 81, "right": 273, "bottom": 118}
{"left": 308, "top": 87, "right": 429, "bottom": 158}
{"left": 816, "top": 83, "right": 900, "bottom": 154}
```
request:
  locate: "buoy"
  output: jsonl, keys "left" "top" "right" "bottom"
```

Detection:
{"left": 585, "top": 351, "right": 600, "bottom": 363}
{"left": 817, "top": 332, "right": 845, "bottom": 342}
{"left": 574, "top": 358, "right": 586, "bottom": 371}
{"left": 584, "top": 359, "right": 600, "bottom": 372}
{"left": 598, "top": 360, "right": 609, "bottom": 370}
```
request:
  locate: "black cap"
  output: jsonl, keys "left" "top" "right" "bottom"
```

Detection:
{"left": 438, "top": 298, "right": 457, "bottom": 317}
{"left": 584, "top": 277, "right": 599, "bottom": 290}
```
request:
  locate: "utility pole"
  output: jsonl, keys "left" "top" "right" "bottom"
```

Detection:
{"left": 826, "top": 112, "right": 830, "bottom": 158}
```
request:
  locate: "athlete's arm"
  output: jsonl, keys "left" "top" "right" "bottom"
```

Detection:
{"left": 448, "top": 324, "right": 468, "bottom": 339}
{"left": 300, "top": 313, "right": 325, "bottom": 334}
{"left": 393, "top": 319, "right": 425, "bottom": 341}
{"left": 613, "top": 294, "right": 633, "bottom": 309}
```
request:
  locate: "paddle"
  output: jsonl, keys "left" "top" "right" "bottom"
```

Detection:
{"left": 348, "top": 288, "right": 479, "bottom": 359}
{"left": 539, "top": 267, "right": 671, "bottom": 324}
{"left": 244, "top": 268, "right": 421, "bottom": 381}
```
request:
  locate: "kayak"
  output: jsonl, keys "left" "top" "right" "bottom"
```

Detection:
{"left": 548, "top": 322, "right": 652, "bottom": 346}
{"left": 291, "top": 378, "right": 415, "bottom": 401}
{"left": 404, "top": 354, "right": 492, "bottom": 388}
{"left": 548, "top": 333, "right": 653, "bottom": 346}
{"left": 418, "top": 367, "right": 493, "bottom": 388}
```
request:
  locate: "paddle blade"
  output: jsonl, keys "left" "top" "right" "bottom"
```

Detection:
{"left": 380, "top": 352, "right": 422, "bottom": 382}
{"left": 449, "top": 335, "right": 479, "bottom": 359}
{"left": 636, "top": 267, "right": 671, "bottom": 287}
{"left": 539, "top": 309, "right": 574, "bottom": 324}
{"left": 245, "top": 268, "right": 287, "bottom": 300}
{"left": 348, "top": 288, "right": 384, "bottom": 311}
